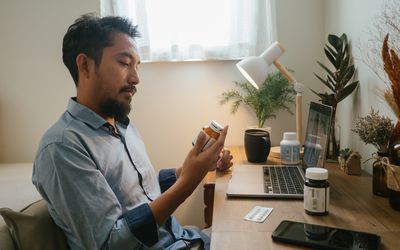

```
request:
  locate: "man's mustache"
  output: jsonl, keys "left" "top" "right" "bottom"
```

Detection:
{"left": 119, "top": 85, "right": 137, "bottom": 94}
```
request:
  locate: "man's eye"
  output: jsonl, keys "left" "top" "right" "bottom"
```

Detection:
{"left": 119, "top": 61, "right": 129, "bottom": 67}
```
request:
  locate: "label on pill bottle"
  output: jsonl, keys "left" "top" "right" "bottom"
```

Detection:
{"left": 281, "top": 144, "right": 300, "bottom": 164}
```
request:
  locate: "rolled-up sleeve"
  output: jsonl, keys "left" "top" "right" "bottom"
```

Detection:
{"left": 123, "top": 203, "right": 159, "bottom": 246}
{"left": 158, "top": 168, "right": 177, "bottom": 193}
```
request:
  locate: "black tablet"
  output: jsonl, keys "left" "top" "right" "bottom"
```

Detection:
{"left": 271, "top": 220, "right": 380, "bottom": 250}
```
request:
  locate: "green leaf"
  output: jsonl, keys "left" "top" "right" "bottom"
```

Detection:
{"left": 327, "top": 75, "right": 336, "bottom": 87}
{"left": 335, "top": 50, "right": 344, "bottom": 70}
{"left": 337, "top": 81, "right": 359, "bottom": 103}
{"left": 311, "top": 89, "right": 333, "bottom": 105}
{"left": 339, "top": 65, "right": 355, "bottom": 88}
{"left": 314, "top": 73, "right": 335, "bottom": 92}
{"left": 324, "top": 47, "right": 336, "bottom": 66}
{"left": 339, "top": 55, "right": 350, "bottom": 75}
{"left": 317, "top": 61, "right": 335, "bottom": 80}
{"left": 340, "top": 33, "right": 348, "bottom": 48}
{"left": 328, "top": 34, "right": 342, "bottom": 51}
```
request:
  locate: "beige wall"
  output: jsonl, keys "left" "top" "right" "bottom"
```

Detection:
{"left": 0, "top": 0, "right": 99, "bottom": 162}
{"left": 4, "top": 0, "right": 390, "bottom": 228}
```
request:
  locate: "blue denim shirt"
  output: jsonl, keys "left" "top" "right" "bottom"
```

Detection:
{"left": 32, "top": 98, "right": 209, "bottom": 249}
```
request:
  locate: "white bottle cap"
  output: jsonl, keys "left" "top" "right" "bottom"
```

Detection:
{"left": 210, "top": 120, "right": 223, "bottom": 132}
{"left": 283, "top": 132, "right": 297, "bottom": 141}
{"left": 306, "top": 167, "right": 328, "bottom": 180}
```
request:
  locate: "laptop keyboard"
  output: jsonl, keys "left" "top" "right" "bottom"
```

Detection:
{"left": 263, "top": 166, "right": 304, "bottom": 194}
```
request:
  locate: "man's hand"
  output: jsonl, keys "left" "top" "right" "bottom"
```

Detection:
{"left": 149, "top": 126, "right": 228, "bottom": 225}
{"left": 216, "top": 148, "right": 233, "bottom": 171}
{"left": 179, "top": 126, "right": 229, "bottom": 188}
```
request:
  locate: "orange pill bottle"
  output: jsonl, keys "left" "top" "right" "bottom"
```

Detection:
{"left": 193, "top": 120, "right": 223, "bottom": 151}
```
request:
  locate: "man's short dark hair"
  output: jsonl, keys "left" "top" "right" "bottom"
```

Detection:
{"left": 62, "top": 14, "right": 139, "bottom": 86}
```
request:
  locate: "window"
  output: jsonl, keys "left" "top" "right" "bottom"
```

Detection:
{"left": 101, "top": 0, "right": 276, "bottom": 62}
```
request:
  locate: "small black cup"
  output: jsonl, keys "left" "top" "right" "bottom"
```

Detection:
{"left": 244, "top": 129, "right": 271, "bottom": 163}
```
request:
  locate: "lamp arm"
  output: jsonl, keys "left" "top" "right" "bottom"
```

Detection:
{"left": 296, "top": 95, "right": 302, "bottom": 144}
{"left": 293, "top": 81, "right": 304, "bottom": 143}
{"left": 272, "top": 60, "right": 296, "bottom": 83}
{"left": 274, "top": 59, "right": 304, "bottom": 144}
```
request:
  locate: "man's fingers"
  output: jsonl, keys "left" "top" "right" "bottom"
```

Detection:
{"left": 221, "top": 148, "right": 231, "bottom": 157}
{"left": 220, "top": 126, "right": 228, "bottom": 141}
{"left": 192, "top": 131, "right": 207, "bottom": 154}
{"left": 210, "top": 126, "right": 228, "bottom": 151}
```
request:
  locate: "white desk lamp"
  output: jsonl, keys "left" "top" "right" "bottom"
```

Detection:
{"left": 236, "top": 41, "right": 304, "bottom": 147}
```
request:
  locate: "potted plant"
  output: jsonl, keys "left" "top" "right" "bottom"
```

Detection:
{"left": 311, "top": 33, "right": 359, "bottom": 160}
{"left": 338, "top": 148, "right": 352, "bottom": 163}
{"left": 338, "top": 148, "right": 362, "bottom": 175}
{"left": 219, "top": 71, "right": 295, "bottom": 129}
{"left": 353, "top": 109, "right": 394, "bottom": 196}
{"left": 219, "top": 71, "right": 295, "bottom": 162}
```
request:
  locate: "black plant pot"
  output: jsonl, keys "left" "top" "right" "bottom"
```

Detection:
{"left": 244, "top": 129, "right": 271, "bottom": 163}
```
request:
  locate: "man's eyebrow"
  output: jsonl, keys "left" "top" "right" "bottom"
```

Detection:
{"left": 115, "top": 51, "right": 134, "bottom": 59}
{"left": 115, "top": 51, "right": 140, "bottom": 64}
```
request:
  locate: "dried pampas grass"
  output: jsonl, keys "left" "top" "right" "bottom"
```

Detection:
{"left": 384, "top": 90, "right": 400, "bottom": 120}
{"left": 382, "top": 34, "right": 400, "bottom": 142}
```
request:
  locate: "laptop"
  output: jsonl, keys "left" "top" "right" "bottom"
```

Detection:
{"left": 226, "top": 102, "right": 333, "bottom": 199}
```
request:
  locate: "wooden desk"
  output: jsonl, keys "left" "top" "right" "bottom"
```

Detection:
{"left": 207, "top": 146, "right": 400, "bottom": 250}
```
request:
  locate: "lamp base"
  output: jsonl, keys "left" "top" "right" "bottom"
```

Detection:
{"left": 269, "top": 146, "right": 304, "bottom": 160}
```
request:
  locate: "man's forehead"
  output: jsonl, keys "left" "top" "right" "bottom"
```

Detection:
{"left": 108, "top": 33, "right": 140, "bottom": 59}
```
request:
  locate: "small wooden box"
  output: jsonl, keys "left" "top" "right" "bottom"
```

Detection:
{"left": 338, "top": 152, "right": 362, "bottom": 175}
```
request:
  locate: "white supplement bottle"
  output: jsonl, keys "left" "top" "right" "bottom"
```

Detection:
{"left": 280, "top": 132, "right": 300, "bottom": 164}
{"left": 304, "top": 167, "right": 330, "bottom": 215}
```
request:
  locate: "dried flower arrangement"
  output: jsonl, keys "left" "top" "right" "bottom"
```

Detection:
{"left": 382, "top": 34, "right": 400, "bottom": 146}
{"left": 381, "top": 34, "right": 400, "bottom": 199}
{"left": 353, "top": 109, "right": 394, "bottom": 155}
{"left": 358, "top": 1, "right": 400, "bottom": 207}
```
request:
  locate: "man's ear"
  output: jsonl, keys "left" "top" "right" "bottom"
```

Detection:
{"left": 76, "top": 53, "right": 94, "bottom": 80}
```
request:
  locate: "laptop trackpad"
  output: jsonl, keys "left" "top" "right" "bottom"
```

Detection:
{"left": 226, "top": 165, "right": 265, "bottom": 197}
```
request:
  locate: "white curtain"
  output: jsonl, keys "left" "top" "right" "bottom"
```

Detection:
{"left": 101, "top": 0, "right": 276, "bottom": 62}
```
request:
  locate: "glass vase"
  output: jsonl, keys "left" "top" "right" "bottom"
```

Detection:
{"left": 327, "top": 118, "right": 340, "bottom": 160}
{"left": 387, "top": 164, "right": 400, "bottom": 211}
{"left": 372, "top": 152, "right": 389, "bottom": 197}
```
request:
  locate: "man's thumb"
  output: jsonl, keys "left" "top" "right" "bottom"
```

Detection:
{"left": 193, "top": 131, "right": 207, "bottom": 153}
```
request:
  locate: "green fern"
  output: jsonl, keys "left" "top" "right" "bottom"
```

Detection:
{"left": 220, "top": 72, "right": 295, "bottom": 128}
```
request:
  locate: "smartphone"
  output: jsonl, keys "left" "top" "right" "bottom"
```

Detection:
{"left": 271, "top": 220, "right": 380, "bottom": 250}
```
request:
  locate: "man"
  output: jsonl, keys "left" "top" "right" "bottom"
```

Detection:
{"left": 32, "top": 14, "right": 233, "bottom": 250}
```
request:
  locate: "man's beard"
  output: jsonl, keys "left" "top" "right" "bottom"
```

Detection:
{"left": 100, "top": 97, "right": 131, "bottom": 121}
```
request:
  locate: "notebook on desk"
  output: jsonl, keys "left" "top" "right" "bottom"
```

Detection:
{"left": 226, "top": 102, "right": 333, "bottom": 199}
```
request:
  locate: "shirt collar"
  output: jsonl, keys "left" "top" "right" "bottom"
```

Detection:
{"left": 66, "top": 98, "right": 107, "bottom": 130}
{"left": 67, "top": 98, "right": 130, "bottom": 129}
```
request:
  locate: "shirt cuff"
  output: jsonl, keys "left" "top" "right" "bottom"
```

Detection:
{"left": 123, "top": 203, "right": 159, "bottom": 246}
{"left": 158, "top": 168, "right": 177, "bottom": 193}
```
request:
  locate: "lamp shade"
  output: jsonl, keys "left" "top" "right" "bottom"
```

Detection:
{"left": 235, "top": 41, "right": 303, "bottom": 145}
{"left": 236, "top": 56, "right": 269, "bottom": 89}
{"left": 236, "top": 42, "right": 286, "bottom": 89}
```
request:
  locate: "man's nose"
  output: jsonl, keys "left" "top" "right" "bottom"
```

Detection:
{"left": 128, "top": 68, "right": 140, "bottom": 85}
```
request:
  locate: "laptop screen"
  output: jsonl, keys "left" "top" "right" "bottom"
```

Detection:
{"left": 302, "top": 102, "right": 333, "bottom": 169}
